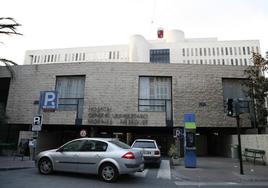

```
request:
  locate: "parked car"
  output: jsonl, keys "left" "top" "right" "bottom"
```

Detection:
{"left": 36, "top": 138, "right": 144, "bottom": 182}
{"left": 131, "top": 139, "right": 161, "bottom": 167}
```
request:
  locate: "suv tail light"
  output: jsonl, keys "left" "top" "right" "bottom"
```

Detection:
{"left": 122, "top": 152, "right": 135, "bottom": 159}
{"left": 154, "top": 150, "right": 160, "bottom": 155}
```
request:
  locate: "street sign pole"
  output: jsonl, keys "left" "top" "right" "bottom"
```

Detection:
{"left": 236, "top": 115, "right": 244, "bottom": 175}
{"left": 234, "top": 100, "right": 244, "bottom": 175}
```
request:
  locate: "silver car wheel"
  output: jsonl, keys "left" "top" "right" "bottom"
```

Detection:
{"left": 39, "top": 158, "right": 53, "bottom": 174}
{"left": 100, "top": 164, "right": 118, "bottom": 182}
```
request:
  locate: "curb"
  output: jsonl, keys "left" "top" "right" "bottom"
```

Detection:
{"left": 0, "top": 167, "right": 35, "bottom": 171}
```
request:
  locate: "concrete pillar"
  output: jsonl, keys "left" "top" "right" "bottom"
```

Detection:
{"left": 126, "top": 133, "right": 132, "bottom": 145}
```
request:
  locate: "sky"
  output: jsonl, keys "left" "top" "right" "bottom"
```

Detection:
{"left": 1, "top": 0, "right": 268, "bottom": 64}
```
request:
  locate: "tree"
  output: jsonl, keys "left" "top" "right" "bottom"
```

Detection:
{"left": 0, "top": 17, "right": 21, "bottom": 125}
{"left": 244, "top": 52, "right": 268, "bottom": 133}
{"left": 0, "top": 17, "right": 22, "bottom": 78}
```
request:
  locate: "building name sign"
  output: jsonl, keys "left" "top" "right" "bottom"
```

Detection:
{"left": 88, "top": 107, "right": 148, "bottom": 126}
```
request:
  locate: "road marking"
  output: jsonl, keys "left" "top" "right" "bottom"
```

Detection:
{"left": 157, "top": 160, "right": 171, "bottom": 180}
{"left": 134, "top": 169, "right": 149, "bottom": 178}
{"left": 175, "top": 182, "right": 239, "bottom": 186}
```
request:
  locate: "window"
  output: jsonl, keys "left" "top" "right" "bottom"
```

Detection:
{"left": 222, "top": 78, "right": 249, "bottom": 101}
{"left": 150, "top": 49, "right": 170, "bottom": 64}
{"left": 195, "top": 48, "right": 198, "bottom": 56}
{"left": 208, "top": 48, "right": 211, "bottom": 56}
{"left": 139, "top": 76, "right": 172, "bottom": 121}
{"left": 231, "top": 59, "right": 234, "bottom": 65}
{"left": 225, "top": 47, "right": 228, "bottom": 55}
{"left": 239, "top": 47, "right": 242, "bottom": 55}
{"left": 234, "top": 47, "right": 237, "bottom": 55}
{"left": 240, "top": 58, "right": 243, "bottom": 65}
{"left": 72, "top": 53, "right": 75, "bottom": 61}
{"left": 235, "top": 59, "right": 238, "bottom": 66}
{"left": 221, "top": 47, "right": 224, "bottom": 56}
{"left": 80, "top": 140, "right": 108, "bottom": 152}
{"left": 247, "top": 47, "right": 250, "bottom": 55}
{"left": 200, "top": 60, "right": 203, "bottom": 64}
{"left": 244, "top": 58, "right": 247, "bottom": 66}
{"left": 217, "top": 48, "right": 220, "bottom": 56}
{"left": 132, "top": 141, "right": 156, "bottom": 149}
{"left": 212, "top": 48, "right": 215, "bottom": 56}
{"left": 222, "top": 78, "right": 252, "bottom": 115}
{"left": 199, "top": 48, "right": 202, "bottom": 56}
{"left": 83, "top": 53, "right": 86, "bottom": 61}
{"left": 242, "top": 47, "right": 246, "bottom": 55}
{"left": 186, "top": 48, "right": 189, "bottom": 56}
{"left": 229, "top": 47, "right": 233, "bottom": 55}
{"left": 222, "top": 59, "right": 225, "bottom": 65}
{"left": 204, "top": 48, "right": 207, "bottom": 56}
{"left": 213, "top": 59, "right": 216, "bottom": 65}
{"left": 60, "top": 140, "right": 84, "bottom": 152}
{"left": 109, "top": 140, "right": 130, "bottom": 149}
{"left": 182, "top": 48, "right": 185, "bottom": 56}
{"left": 191, "top": 48, "right": 194, "bottom": 56}
{"left": 56, "top": 76, "right": 85, "bottom": 119}
{"left": 109, "top": 51, "right": 112, "bottom": 59}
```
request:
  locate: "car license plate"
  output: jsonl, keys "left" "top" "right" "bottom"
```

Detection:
{"left": 143, "top": 151, "right": 151, "bottom": 155}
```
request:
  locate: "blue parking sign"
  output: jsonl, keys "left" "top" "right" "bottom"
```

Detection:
{"left": 40, "top": 91, "right": 58, "bottom": 110}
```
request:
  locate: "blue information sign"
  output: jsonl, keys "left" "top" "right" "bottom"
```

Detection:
{"left": 40, "top": 91, "right": 58, "bottom": 110}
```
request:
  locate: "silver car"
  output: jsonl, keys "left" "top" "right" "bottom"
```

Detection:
{"left": 36, "top": 138, "right": 144, "bottom": 182}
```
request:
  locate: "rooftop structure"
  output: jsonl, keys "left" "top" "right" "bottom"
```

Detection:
{"left": 24, "top": 29, "right": 260, "bottom": 66}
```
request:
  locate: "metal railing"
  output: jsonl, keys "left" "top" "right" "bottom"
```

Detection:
{"left": 138, "top": 98, "right": 173, "bottom": 126}
{"left": 58, "top": 98, "right": 84, "bottom": 121}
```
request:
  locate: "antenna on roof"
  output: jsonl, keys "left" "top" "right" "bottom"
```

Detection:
{"left": 151, "top": 0, "right": 157, "bottom": 24}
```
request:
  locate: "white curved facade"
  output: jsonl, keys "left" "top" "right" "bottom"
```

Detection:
{"left": 166, "top": 30, "right": 185, "bottom": 43}
{"left": 24, "top": 29, "right": 260, "bottom": 66}
{"left": 129, "top": 35, "right": 149, "bottom": 63}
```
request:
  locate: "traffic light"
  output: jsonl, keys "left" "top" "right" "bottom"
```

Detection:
{"left": 227, "top": 98, "right": 233, "bottom": 116}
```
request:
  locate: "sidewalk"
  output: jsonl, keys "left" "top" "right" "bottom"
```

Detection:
{"left": 172, "top": 157, "right": 268, "bottom": 183}
{"left": 0, "top": 156, "right": 35, "bottom": 171}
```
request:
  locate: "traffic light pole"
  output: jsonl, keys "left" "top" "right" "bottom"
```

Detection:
{"left": 235, "top": 115, "right": 244, "bottom": 175}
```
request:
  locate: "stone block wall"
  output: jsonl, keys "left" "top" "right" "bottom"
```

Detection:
{"left": 1, "top": 61, "right": 251, "bottom": 128}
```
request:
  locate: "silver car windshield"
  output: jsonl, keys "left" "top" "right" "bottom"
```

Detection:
{"left": 132, "top": 141, "right": 156, "bottom": 148}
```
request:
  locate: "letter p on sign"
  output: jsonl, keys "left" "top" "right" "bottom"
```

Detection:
{"left": 44, "top": 92, "right": 56, "bottom": 106}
